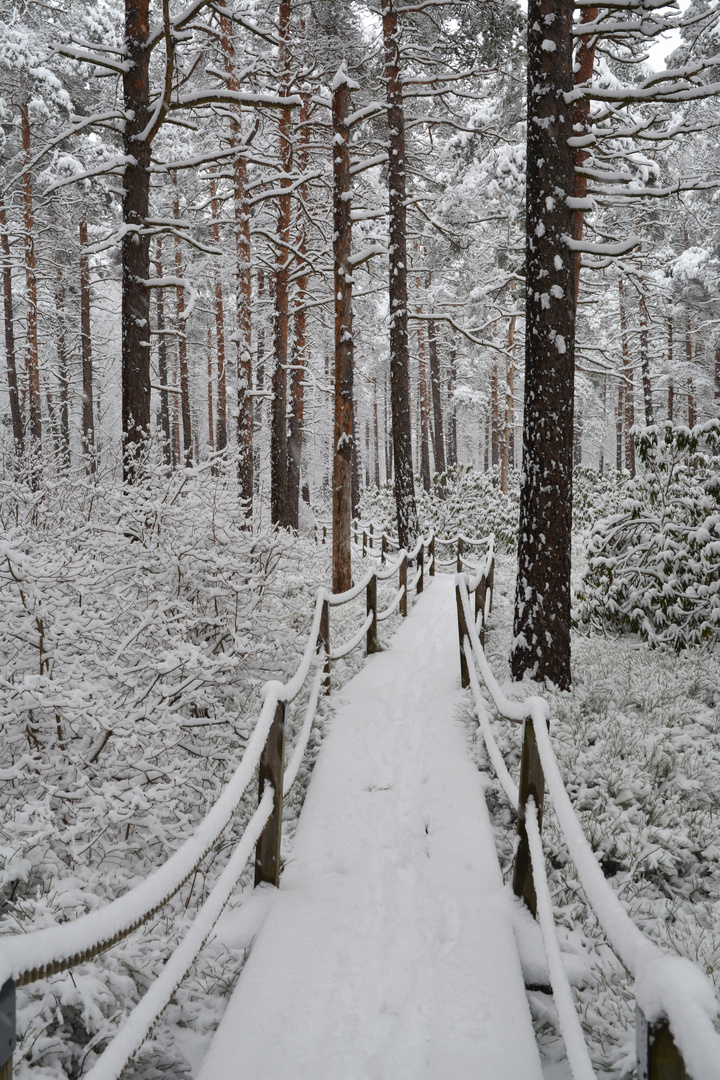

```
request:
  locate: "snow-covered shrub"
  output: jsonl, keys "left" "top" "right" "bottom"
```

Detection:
{"left": 572, "top": 464, "right": 623, "bottom": 535}
{"left": 0, "top": 463, "right": 333, "bottom": 1079}
{"left": 359, "top": 464, "right": 520, "bottom": 550}
{"left": 576, "top": 421, "right": 720, "bottom": 649}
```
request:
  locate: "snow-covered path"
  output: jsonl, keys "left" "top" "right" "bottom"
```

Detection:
{"left": 199, "top": 574, "right": 542, "bottom": 1080}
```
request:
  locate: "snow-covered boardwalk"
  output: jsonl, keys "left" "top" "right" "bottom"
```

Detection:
{"left": 199, "top": 574, "right": 542, "bottom": 1080}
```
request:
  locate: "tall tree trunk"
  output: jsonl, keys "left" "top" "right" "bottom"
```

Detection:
{"left": 416, "top": 312, "right": 431, "bottom": 491}
{"left": 501, "top": 314, "right": 516, "bottom": 493}
{"left": 207, "top": 322, "right": 215, "bottom": 454}
{"left": 331, "top": 74, "right": 354, "bottom": 594}
{"left": 686, "top": 310, "right": 696, "bottom": 427}
{"left": 571, "top": 6, "right": 598, "bottom": 304}
{"left": 616, "top": 380, "right": 624, "bottom": 470}
{"left": 618, "top": 276, "right": 635, "bottom": 475}
{"left": 511, "top": 0, "right": 576, "bottom": 689}
{"left": 373, "top": 381, "right": 381, "bottom": 487}
{"left": 287, "top": 96, "right": 310, "bottom": 531}
{"left": 209, "top": 176, "right": 227, "bottom": 452}
{"left": 382, "top": 0, "right": 417, "bottom": 548}
{"left": 0, "top": 196, "right": 23, "bottom": 457}
{"left": 122, "top": 0, "right": 152, "bottom": 478}
{"left": 173, "top": 182, "right": 193, "bottom": 464}
{"left": 271, "top": 0, "right": 293, "bottom": 527}
{"left": 447, "top": 341, "right": 457, "bottom": 467}
{"left": 79, "top": 220, "right": 95, "bottom": 471}
{"left": 254, "top": 268, "right": 266, "bottom": 489}
{"left": 491, "top": 362, "right": 499, "bottom": 467}
{"left": 220, "top": 12, "right": 253, "bottom": 507}
{"left": 20, "top": 102, "right": 41, "bottom": 457}
{"left": 668, "top": 315, "right": 674, "bottom": 422}
{"left": 154, "top": 238, "right": 171, "bottom": 464}
{"left": 639, "top": 293, "right": 654, "bottom": 425}
{"left": 427, "top": 317, "right": 446, "bottom": 476}
{"left": 55, "top": 266, "right": 70, "bottom": 470}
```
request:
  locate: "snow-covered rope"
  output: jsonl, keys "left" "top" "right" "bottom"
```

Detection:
{"left": 377, "top": 585, "right": 405, "bottom": 622}
{"left": 408, "top": 566, "right": 423, "bottom": 592}
{"left": 328, "top": 612, "right": 374, "bottom": 661}
{"left": 525, "top": 799, "right": 597, "bottom": 1080}
{"left": 83, "top": 789, "right": 274, "bottom": 1080}
{"left": 463, "top": 638, "right": 518, "bottom": 806}
{"left": 456, "top": 573, "right": 720, "bottom": 1080}
{"left": 283, "top": 661, "right": 325, "bottom": 796}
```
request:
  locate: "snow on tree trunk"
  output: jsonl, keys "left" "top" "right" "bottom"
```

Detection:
{"left": 288, "top": 96, "right": 310, "bottom": 532}
{"left": 427, "top": 318, "right": 446, "bottom": 477}
{"left": 639, "top": 293, "right": 654, "bottom": 426}
{"left": 121, "top": 0, "right": 152, "bottom": 479}
{"left": 331, "top": 73, "right": 354, "bottom": 594}
{"left": 0, "top": 195, "right": 23, "bottom": 459}
{"left": 154, "top": 239, "right": 172, "bottom": 465}
{"left": 79, "top": 220, "right": 95, "bottom": 471}
{"left": 173, "top": 182, "right": 193, "bottom": 465}
{"left": 55, "top": 265, "right": 70, "bottom": 470}
{"left": 20, "top": 100, "right": 41, "bottom": 458}
{"left": 382, "top": 0, "right": 418, "bottom": 550}
{"left": 416, "top": 307, "right": 431, "bottom": 492}
{"left": 210, "top": 176, "right": 227, "bottom": 452}
{"left": 618, "top": 276, "right": 635, "bottom": 476}
{"left": 511, "top": 0, "right": 576, "bottom": 690}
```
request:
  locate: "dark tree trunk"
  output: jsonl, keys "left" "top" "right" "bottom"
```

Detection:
{"left": 287, "top": 97, "right": 310, "bottom": 531}
{"left": 209, "top": 177, "right": 227, "bottom": 452}
{"left": 511, "top": 0, "right": 576, "bottom": 690}
{"left": 668, "top": 316, "right": 675, "bottom": 422}
{"left": 173, "top": 183, "right": 193, "bottom": 465}
{"left": 501, "top": 316, "right": 516, "bottom": 493}
{"left": 571, "top": 6, "right": 598, "bottom": 303}
{"left": 271, "top": 0, "right": 292, "bottom": 527}
{"left": 373, "top": 381, "right": 381, "bottom": 487}
{"left": 55, "top": 267, "right": 70, "bottom": 470}
{"left": 154, "top": 238, "right": 171, "bottom": 464}
{"left": 122, "top": 0, "right": 152, "bottom": 478}
{"left": 427, "top": 318, "right": 446, "bottom": 475}
{"left": 331, "top": 75, "right": 354, "bottom": 594}
{"left": 382, "top": 0, "right": 418, "bottom": 549}
{"left": 491, "top": 362, "right": 499, "bottom": 468}
{"left": 254, "top": 268, "right": 266, "bottom": 488}
{"left": 618, "top": 277, "right": 635, "bottom": 475}
{"left": 447, "top": 342, "right": 457, "bottom": 467}
{"left": 0, "top": 196, "right": 23, "bottom": 457}
{"left": 207, "top": 323, "right": 215, "bottom": 454}
{"left": 686, "top": 311, "right": 696, "bottom": 428}
{"left": 639, "top": 293, "right": 654, "bottom": 425}
{"left": 416, "top": 317, "right": 431, "bottom": 491}
{"left": 79, "top": 220, "right": 95, "bottom": 470}
{"left": 20, "top": 102, "right": 41, "bottom": 456}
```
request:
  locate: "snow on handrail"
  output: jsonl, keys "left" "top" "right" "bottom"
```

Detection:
{"left": 377, "top": 585, "right": 405, "bottom": 622}
{"left": 328, "top": 612, "right": 374, "bottom": 661}
{"left": 456, "top": 573, "right": 720, "bottom": 1080}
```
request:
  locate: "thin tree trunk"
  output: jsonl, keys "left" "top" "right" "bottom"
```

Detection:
{"left": 447, "top": 341, "right": 457, "bottom": 467}
{"left": 686, "top": 310, "right": 696, "bottom": 427}
{"left": 616, "top": 380, "right": 624, "bottom": 471}
{"left": 254, "top": 268, "right": 265, "bottom": 489}
{"left": 639, "top": 293, "right": 654, "bottom": 425}
{"left": 501, "top": 315, "right": 516, "bottom": 493}
{"left": 382, "top": 0, "right": 417, "bottom": 548}
{"left": 209, "top": 176, "right": 227, "bottom": 452}
{"left": 287, "top": 96, "right": 310, "bottom": 531}
{"left": 571, "top": 6, "right": 598, "bottom": 304}
{"left": 154, "top": 238, "right": 171, "bottom": 464}
{"left": 331, "top": 74, "right": 354, "bottom": 594}
{"left": 79, "top": 220, "right": 95, "bottom": 470}
{"left": 0, "top": 197, "right": 23, "bottom": 457}
{"left": 220, "top": 12, "right": 253, "bottom": 507}
{"left": 373, "top": 381, "right": 380, "bottom": 487}
{"left": 427, "top": 317, "right": 446, "bottom": 476}
{"left": 271, "top": 0, "right": 292, "bottom": 527}
{"left": 618, "top": 276, "right": 635, "bottom": 475}
{"left": 20, "top": 102, "right": 41, "bottom": 456}
{"left": 207, "top": 322, "right": 215, "bottom": 454}
{"left": 173, "top": 181, "right": 193, "bottom": 464}
{"left": 122, "top": 0, "right": 152, "bottom": 477}
{"left": 55, "top": 266, "right": 70, "bottom": 470}
{"left": 668, "top": 316, "right": 674, "bottom": 422}
{"left": 512, "top": 0, "right": 576, "bottom": 689}
{"left": 491, "top": 362, "right": 499, "bottom": 467}
{"left": 416, "top": 312, "right": 431, "bottom": 491}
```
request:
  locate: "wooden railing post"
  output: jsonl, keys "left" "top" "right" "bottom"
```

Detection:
{"left": 322, "top": 524, "right": 327, "bottom": 545}
{"left": 636, "top": 1007, "right": 689, "bottom": 1080}
{"left": 367, "top": 573, "right": 378, "bottom": 654}
{"left": 512, "top": 715, "right": 547, "bottom": 917}
{"left": 456, "top": 536, "right": 464, "bottom": 573}
{"left": 381, "top": 534, "right": 387, "bottom": 565}
{"left": 0, "top": 979, "right": 15, "bottom": 1080}
{"left": 369, "top": 523, "right": 374, "bottom": 550}
{"left": 254, "top": 699, "right": 286, "bottom": 887}
{"left": 399, "top": 553, "right": 408, "bottom": 617}
{"left": 417, "top": 543, "right": 424, "bottom": 594}
{"left": 475, "top": 576, "right": 487, "bottom": 649}
{"left": 429, "top": 535, "right": 435, "bottom": 576}
{"left": 318, "top": 596, "right": 330, "bottom": 692}
{"left": 362, "top": 529, "right": 367, "bottom": 558}
{"left": 488, "top": 555, "right": 495, "bottom": 614}
{"left": 455, "top": 580, "right": 470, "bottom": 689}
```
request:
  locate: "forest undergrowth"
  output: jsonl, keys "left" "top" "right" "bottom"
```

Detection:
{"left": 0, "top": 463, "right": 404, "bottom": 1080}
{"left": 471, "top": 547, "right": 720, "bottom": 1079}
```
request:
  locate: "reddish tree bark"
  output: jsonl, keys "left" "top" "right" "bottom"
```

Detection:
{"left": 0, "top": 197, "right": 23, "bottom": 457}
{"left": 173, "top": 182, "right": 193, "bottom": 464}
{"left": 207, "top": 322, "right": 215, "bottom": 454}
{"left": 209, "top": 176, "right": 228, "bottom": 452}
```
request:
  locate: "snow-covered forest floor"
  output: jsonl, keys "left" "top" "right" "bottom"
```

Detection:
{"left": 4, "top": 466, "right": 720, "bottom": 1079}
{"left": 473, "top": 542, "right": 720, "bottom": 1079}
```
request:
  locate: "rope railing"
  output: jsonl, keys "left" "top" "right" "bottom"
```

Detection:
{"left": 455, "top": 568, "right": 720, "bottom": 1080}
{"left": 0, "top": 531, "right": 440, "bottom": 1080}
